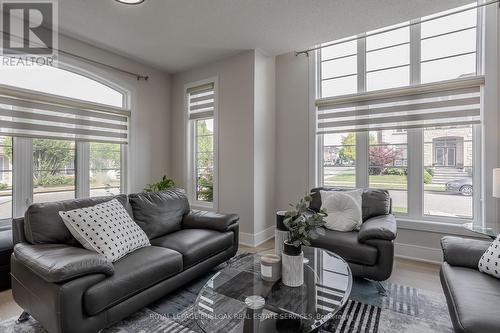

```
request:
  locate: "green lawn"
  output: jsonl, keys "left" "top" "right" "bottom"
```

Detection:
{"left": 326, "top": 173, "right": 445, "bottom": 191}
{"left": 392, "top": 206, "right": 408, "bottom": 214}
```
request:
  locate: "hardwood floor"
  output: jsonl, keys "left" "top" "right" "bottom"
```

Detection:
{"left": 0, "top": 238, "right": 442, "bottom": 321}
{"left": 0, "top": 289, "right": 22, "bottom": 321}
{"left": 388, "top": 256, "right": 442, "bottom": 293}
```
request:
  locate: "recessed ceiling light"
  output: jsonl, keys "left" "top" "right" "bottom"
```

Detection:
{"left": 115, "top": 0, "right": 145, "bottom": 5}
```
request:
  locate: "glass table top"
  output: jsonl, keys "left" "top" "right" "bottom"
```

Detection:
{"left": 463, "top": 222, "right": 497, "bottom": 239}
{"left": 194, "top": 247, "right": 352, "bottom": 333}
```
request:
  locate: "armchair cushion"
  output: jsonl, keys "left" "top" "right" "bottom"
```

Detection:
{"left": 358, "top": 214, "right": 397, "bottom": 242}
{"left": 310, "top": 230, "right": 378, "bottom": 266}
{"left": 441, "top": 236, "right": 491, "bottom": 269}
{"left": 182, "top": 210, "right": 239, "bottom": 232}
{"left": 310, "top": 188, "right": 391, "bottom": 221}
{"left": 14, "top": 243, "right": 114, "bottom": 283}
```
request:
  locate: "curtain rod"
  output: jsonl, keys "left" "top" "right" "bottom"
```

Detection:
{"left": 296, "top": 0, "right": 499, "bottom": 56}
{"left": 0, "top": 31, "right": 149, "bottom": 81}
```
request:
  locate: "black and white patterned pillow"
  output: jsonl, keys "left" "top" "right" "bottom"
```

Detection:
{"left": 478, "top": 235, "right": 500, "bottom": 279}
{"left": 59, "top": 199, "right": 150, "bottom": 262}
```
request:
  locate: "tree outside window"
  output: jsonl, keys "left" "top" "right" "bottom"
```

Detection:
{"left": 90, "top": 142, "right": 121, "bottom": 196}
{"left": 195, "top": 119, "right": 214, "bottom": 202}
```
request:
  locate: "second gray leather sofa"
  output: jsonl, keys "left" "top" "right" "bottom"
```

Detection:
{"left": 440, "top": 236, "right": 500, "bottom": 333}
{"left": 11, "top": 189, "right": 239, "bottom": 333}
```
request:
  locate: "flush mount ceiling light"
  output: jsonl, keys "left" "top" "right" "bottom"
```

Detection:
{"left": 115, "top": 0, "right": 145, "bottom": 4}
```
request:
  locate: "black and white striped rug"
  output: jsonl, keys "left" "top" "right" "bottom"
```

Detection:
{"left": 320, "top": 300, "right": 381, "bottom": 333}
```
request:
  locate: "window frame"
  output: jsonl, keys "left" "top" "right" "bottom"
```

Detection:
{"left": 311, "top": 4, "right": 484, "bottom": 227}
{"left": 0, "top": 60, "right": 129, "bottom": 227}
{"left": 184, "top": 77, "right": 219, "bottom": 211}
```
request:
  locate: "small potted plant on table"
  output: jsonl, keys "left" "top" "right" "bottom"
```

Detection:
{"left": 282, "top": 194, "right": 327, "bottom": 287}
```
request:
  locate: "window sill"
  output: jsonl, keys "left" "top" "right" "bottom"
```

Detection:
{"left": 0, "top": 219, "right": 12, "bottom": 231}
{"left": 396, "top": 217, "right": 488, "bottom": 238}
{"left": 190, "top": 201, "right": 216, "bottom": 212}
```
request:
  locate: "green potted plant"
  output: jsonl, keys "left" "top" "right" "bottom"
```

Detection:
{"left": 283, "top": 194, "right": 327, "bottom": 254}
{"left": 281, "top": 194, "right": 327, "bottom": 287}
{"left": 144, "top": 176, "right": 175, "bottom": 192}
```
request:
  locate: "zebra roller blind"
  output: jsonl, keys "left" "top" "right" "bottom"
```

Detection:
{"left": 316, "top": 76, "right": 484, "bottom": 134}
{"left": 0, "top": 84, "right": 129, "bottom": 143}
{"left": 187, "top": 82, "right": 215, "bottom": 120}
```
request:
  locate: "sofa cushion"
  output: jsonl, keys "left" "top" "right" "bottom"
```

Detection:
{"left": 24, "top": 195, "right": 131, "bottom": 245}
{"left": 310, "top": 229, "right": 378, "bottom": 266}
{"left": 151, "top": 229, "right": 233, "bottom": 268}
{"left": 129, "top": 189, "right": 190, "bottom": 239}
{"left": 84, "top": 246, "right": 182, "bottom": 316}
{"left": 441, "top": 236, "right": 491, "bottom": 269}
{"left": 441, "top": 262, "right": 500, "bottom": 333}
{"left": 310, "top": 188, "right": 391, "bottom": 221}
{"left": 59, "top": 199, "right": 150, "bottom": 262}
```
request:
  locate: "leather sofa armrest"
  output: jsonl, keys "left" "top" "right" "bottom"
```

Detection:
{"left": 14, "top": 243, "right": 114, "bottom": 283}
{"left": 358, "top": 214, "right": 397, "bottom": 243}
{"left": 182, "top": 210, "right": 239, "bottom": 232}
{"left": 441, "top": 236, "right": 491, "bottom": 269}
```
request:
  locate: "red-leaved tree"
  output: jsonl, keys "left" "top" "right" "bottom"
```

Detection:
{"left": 369, "top": 146, "right": 402, "bottom": 175}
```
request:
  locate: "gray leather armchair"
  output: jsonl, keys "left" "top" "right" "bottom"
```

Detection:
{"left": 11, "top": 190, "right": 239, "bottom": 333}
{"left": 440, "top": 236, "right": 500, "bottom": 333}
{"left": 309, "top": 187, "right": 397, "bottom": 282}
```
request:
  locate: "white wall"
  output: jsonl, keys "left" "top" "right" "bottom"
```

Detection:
{"left": 170, "top": 50, "right": 277, "bottom": 245}
{"left": 482, "top": 3, "right": 499, "bottom": 230}
{"left": 170, "top": 51, "right": 256, "bottom": 237}
{"left": 253, "top": 50, "right": 276, "bottom": 243}
{"left": 58, "top": 35, "right": 171, "bottom": 193}
{"left": 275, "top": 52, "right": 310, "bottom": 210}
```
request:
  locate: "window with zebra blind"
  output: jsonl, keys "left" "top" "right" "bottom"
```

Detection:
{"left": 315, "top": 2, "right": 482, "bottom": 223}
{"left": 185, "top": 79, "right": 218, "bottom": 209}
{"left": 0, "top": 59, "right": 128, "bottom": 221}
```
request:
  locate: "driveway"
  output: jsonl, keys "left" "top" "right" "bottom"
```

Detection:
{"left": 389, "top": 189, "right": 472, "bottom": 219}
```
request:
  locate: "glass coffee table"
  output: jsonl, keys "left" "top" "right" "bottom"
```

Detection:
{"left": 463, "top": 222, "right": 497, "bottom": 239}
{"left": 194, "top": 246, "right": 352, "bottom": 333}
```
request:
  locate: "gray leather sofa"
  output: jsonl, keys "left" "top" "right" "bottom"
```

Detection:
{"left": 11, "top": 189, "right": 239, "bottom": 333}
{"left": 440, "top": 236, "right": 500, "bottom": 333}
{"left": 309, "top": 187, "right": 397, "bottom": 281}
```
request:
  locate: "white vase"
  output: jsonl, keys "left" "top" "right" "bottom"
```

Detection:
{"left": 282, "top": 251, "right": 304, "bottom": 287}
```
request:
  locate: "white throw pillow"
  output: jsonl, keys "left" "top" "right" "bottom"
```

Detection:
{"left": 478, "top": 235, "right": 500, "bottom": 279}
{"left": 320, "top": 189, "right": 363, "bottom": 228}
{"left": 320, "top": 189, "right": 363, "bottom": 211}
{"left": 59, "top": 199, "right": 150, "bottom": 262}
{"left": 321, "top": 192, "right": 363, "bottom": 232}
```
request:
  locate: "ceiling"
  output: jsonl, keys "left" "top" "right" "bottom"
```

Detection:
{"left": 57, "top": 0, "right": 474, "bottom": 73}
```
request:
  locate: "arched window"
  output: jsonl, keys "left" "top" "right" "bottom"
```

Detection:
{"left": 0, "top": 60, "right": 128, "bottom": 221}
{"left": 0, "top": 61, "right": 124, "bottom": 107}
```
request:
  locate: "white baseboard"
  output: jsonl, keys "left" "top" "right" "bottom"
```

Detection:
{"left": 240, "top": 226, "right": 275, "bottom": 247}
{"left": 395, "top": 242, "right": 443, "bottom": 264}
